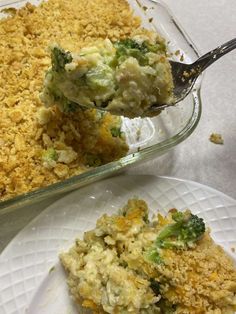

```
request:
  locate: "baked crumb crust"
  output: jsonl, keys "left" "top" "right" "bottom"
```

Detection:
{"left": 0, "top": 0, "right": 142, "bottom": 200}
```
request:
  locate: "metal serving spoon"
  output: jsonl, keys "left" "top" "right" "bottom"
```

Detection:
{"left": 149, "top": 37, "right": 236, "bottom": 114}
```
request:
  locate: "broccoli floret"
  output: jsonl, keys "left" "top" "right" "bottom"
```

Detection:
{"left": 145, "top": 247, "right": 163, "bottom": 265}
{"left": 59, "top": 97, "right": 79, "bottom": 113}
{"left": 115, "top": 38, "right": 147, "bottom": 52}
{"left": 51, "top": 46, "right": 72, "bottom": 72}
{"left": 85, "top": 153, "right": 102, "bottom": 167}
{"left": 156, "top": 211, "right": 205, "bottom": 250}
{"left": 40, "top": 46, "right": 78, "bottom": 113}
{"left": 143, "top": 41, "right": 166, "bottom": 54}
{"left": 114, "top": 39, "right": 148, "bottom": 66}
{"left": 114, "top": 38, "right": 166, "bottom": 66}
{"left": 110, "top": 127, "right": 122, "bottom": 137}
{"left": 42, "top": 148, "right": 58, "bottom": 163}
{"left": 145, "top": 210, "right": 205, "bottom": 264}
{"left": 150, "top": 279, "right": 161, "bottom": 295}
{"left": 115, "top": 38, "right": 165, "bottom": 54}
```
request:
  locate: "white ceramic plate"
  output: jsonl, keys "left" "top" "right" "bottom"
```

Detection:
{"left": 0, "top": 175, "right": 236, "bottom": 314}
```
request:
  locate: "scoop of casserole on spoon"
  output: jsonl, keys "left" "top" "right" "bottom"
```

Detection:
{"left": 40, "top": 36, "right": 236, "bottom": 118}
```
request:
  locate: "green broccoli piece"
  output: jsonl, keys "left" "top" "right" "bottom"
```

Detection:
{"left": 85, "top": 153, "right": 102, "bottom": 167}
{"left": 114, "top": 39, "right": 149, "bottom": 66}
{"left": 143, "top": 41, "right": 166, "bottom": 54}
{"left": 114, "top": 38, "right": 166, "bottom": 66}
{"left": 110, "top": 127, "right": 122, "bottom": 137}
{"left": 115, "top": 38, "right": 147, "bottom": 52}
{"left": 42, "top": 148, "right": 58, "bottom": 163}
{"left": 145, "top": 247, "right": 163, "bottom": 265}
{"left": 150, "top": 279, "right": 161, "bottom": 295}
{"left": 156, "top": 211, "right": 205, "bottom": 250}
{"left": 51, "top": 46, "right": 72, "bottom": 72}
{"left": 145, "top": 210, "right": 205, "bottom": 264}
{"left": 40, "top": 46, "right": 78, "bottom": 113}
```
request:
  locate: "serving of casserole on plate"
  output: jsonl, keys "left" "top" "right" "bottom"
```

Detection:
{"left": 0, "top": 175, "right": 235, "bottom": 313}
{"left": 60, "top": 199, "right": 236, "bottom": 313}
{"left": 0, "top": 0, "right": 201, "bottom": 211}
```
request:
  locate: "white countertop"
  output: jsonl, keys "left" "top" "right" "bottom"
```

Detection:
{"left": 1, "top": 0, "right": 236, "bottom": 251}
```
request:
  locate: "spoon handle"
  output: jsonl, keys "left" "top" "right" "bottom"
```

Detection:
{"left": 194, "top": 37, "right": 236, "bottom": 72}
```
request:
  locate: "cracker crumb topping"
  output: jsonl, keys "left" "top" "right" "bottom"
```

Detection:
{"left": 0, "top": 0, "right": 142, "bottom": 200}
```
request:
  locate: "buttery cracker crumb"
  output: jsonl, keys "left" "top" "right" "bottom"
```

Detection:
{"left": 14, "top": 134, "right": 25, "bottom": 151}
{"left": 209, "top": 133, "right": 224, "bottom": 145}
{"left": 53, "top": 164, "right": 69, "bottom": 178}
{"left": 37, "top": 107, "right": 52, "bottom": 125}
{"left": 57, "top": 149, "right": 77, "bottom": 164}
{"left": 9, "top": 110, "right": 23, "bottom": 123}
{"left": 42, "top": 133, "right": 52, "bottom": 147}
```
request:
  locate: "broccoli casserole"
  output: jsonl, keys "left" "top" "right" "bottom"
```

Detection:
{"left": 40, "top": 35, "right": 174, "bottom": 118}
{"left": 0, "top": 0, "right": 148, "bottom": 200}
{"left": 60, "top": 199, "right": 236, "bottom": 314}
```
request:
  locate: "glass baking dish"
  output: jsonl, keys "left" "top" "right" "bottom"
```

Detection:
{"left": 0, "top": 0, "right": 202, "bottom": 214}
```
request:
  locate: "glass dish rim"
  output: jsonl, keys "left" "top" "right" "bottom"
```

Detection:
{"left": 0, "top": 0, "right": 202, "bottom": 213}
